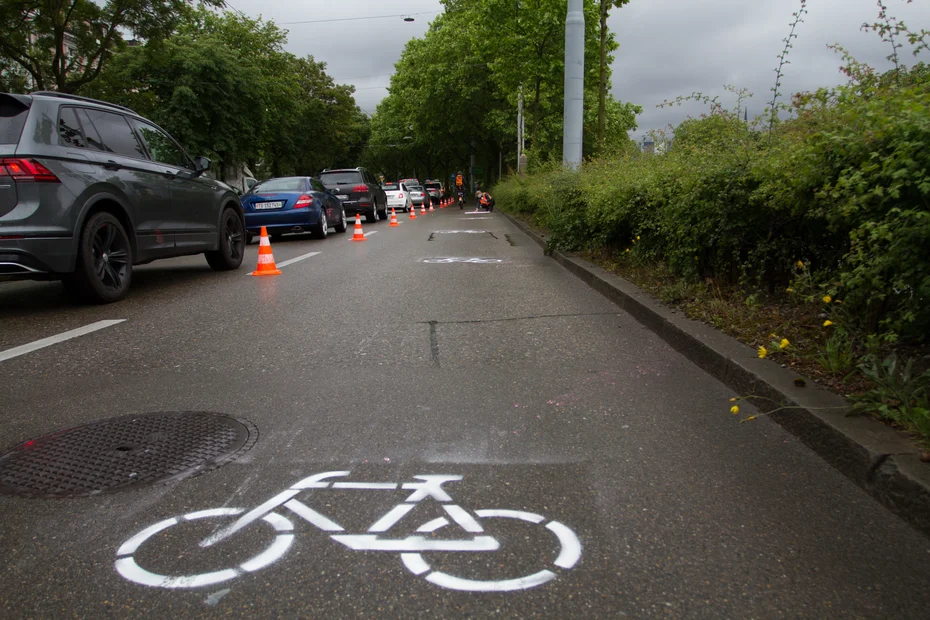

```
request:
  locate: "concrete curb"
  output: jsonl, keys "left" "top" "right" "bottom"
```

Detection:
{"left": 503, "top": 210, "right": 930, "bottom": 538}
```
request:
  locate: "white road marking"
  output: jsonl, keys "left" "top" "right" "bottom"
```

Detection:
{"left": 0, "top": 319, "right": 125, "bottom": 363}
{"left": 416, "top": 517, "right": 450, "bottom": 533}
{"left": 200, "top": 490, "right": 300, "bottom": 547}
{"left": 475, "top": 509, "right": 545, "bottom": 523}
{"left": 332, "top": 482, "right": 398, "bottom": 490}
{"left": 276, "top": 251, "right": 320, "bottom": 268}
{"left": 347, "top": 231, "right": 378, "bottom": 240}
{"left": 330, "top": 534, "right": 500, "bottom": 552}
{"left": 368, "top": 503, "right": 415, "bottom": 532}
{"left": 117, "top": 518, "right": 178, "bottom": 556}
{"left": 401, "top": 553, "right": 431, "bottom": 575}
{"left": 290, "top": 471, "right": 350, "bottom": 490}
{"left": 443, "top": 505, "right": 484, "bottom": 532}
{"left": 283, "top": 499, "right": 344, "bottom": 531}
{"left": 426, "top": 570, "right": 556, "bottom": 592}
{"left": 548, "top": 521, "right": 582, "bottom": 568}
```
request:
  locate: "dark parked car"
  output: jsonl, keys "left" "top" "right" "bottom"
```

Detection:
{"left": 0, "top": 91, "right": 245, "bottom": 303}
{"left": 241, "top": 176, "right": 347, "bottom": 242}
{"left": 319, "top": 167, "right": 387, "bottom": 223}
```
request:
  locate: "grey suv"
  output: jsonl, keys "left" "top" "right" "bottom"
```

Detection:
{"left": 0, "top": 92, "right": 246, "bottom": 303}
{"left": 319, "top": 167, "right": 387, "bottom": 223}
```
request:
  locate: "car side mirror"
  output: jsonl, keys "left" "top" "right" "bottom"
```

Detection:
{"left": 192, "top": 156, "right": 211, "bottom": 175}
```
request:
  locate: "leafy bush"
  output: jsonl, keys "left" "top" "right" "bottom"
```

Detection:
{"left": 494, "top": 60, "right": 930, "bottom": 345}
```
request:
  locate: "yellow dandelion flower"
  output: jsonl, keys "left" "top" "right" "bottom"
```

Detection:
{"left": 730, "top": 405, "right": 740, "bottom": 415}
{"left": 758, "top": 346, "right": 768, "bottom": 359}
{"left": 796, "top": 260, "right": 804, "bottom": 268}
{"left": 786, "top": 287, "right": 794, "bottom": 293}
{"left": 779, "top": 338, "right": 790, "bottom": 350}
{"left": 823, "top": 320, "right": 833, "bottom": 327}
{"left": 636, "top": 236, "right": 641, "bottom": 240}
{"left": 625, "top": 248, "right": 630, "bottom": 253}
{"left": 823, "top": 295, "right": 832, "bottom": 303}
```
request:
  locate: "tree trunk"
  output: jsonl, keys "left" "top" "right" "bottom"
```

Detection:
{"left": 597, "top": 0, "right": 609, "bottom": 152}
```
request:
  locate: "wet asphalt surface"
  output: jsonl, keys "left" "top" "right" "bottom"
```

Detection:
{"left": 0, "top": 206, "right": 929, "bottom": 618}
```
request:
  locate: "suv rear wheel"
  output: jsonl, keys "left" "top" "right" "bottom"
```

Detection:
{"left": 67, "top": 211, "right": 133, "bottom": 304}
{"left": 205, "top": 207, "right": 245, "bottom": 271}
{"left": 377, "top": 201, "right": 387, "bottom": 221}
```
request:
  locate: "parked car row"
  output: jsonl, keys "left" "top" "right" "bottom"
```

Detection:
{"left": 0, "top": 90, "right": 450, "bottom": 304}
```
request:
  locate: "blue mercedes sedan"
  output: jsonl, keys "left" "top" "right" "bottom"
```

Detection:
{"left": 241, "top": 176, "right": 347, "bottom": 243}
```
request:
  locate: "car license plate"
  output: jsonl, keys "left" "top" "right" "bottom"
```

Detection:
{"left": 254, "top": 201, "right": 283, "bottom": 210}
{"left": 336, "top": 195, "right": 349, "bottom": 200}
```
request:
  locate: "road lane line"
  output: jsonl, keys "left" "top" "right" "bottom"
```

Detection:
{"left": 276, "top": 251, "right": 321, "bottom": 269}
{"left": 349, "top": 231, "right": 378, "bottom": 240}
{"left": 0, "top": 319, "right": 126, "bottom": 363}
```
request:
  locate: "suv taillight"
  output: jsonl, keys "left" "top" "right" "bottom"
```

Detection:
{"left": 353, "top": 184, "right": 368, "bottom": 193}
{"left": 294, "top": 194, "right": 313, "bottom": 208}
{"left": 0, "top": 158, "right": 60, "bottom": 183}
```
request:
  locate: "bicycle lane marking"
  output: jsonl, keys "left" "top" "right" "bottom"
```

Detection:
{"left": 0, "top": 319, "right": 126, "bottom": 364}
{"left": 114, "top": 470, "right": 583, "bottom": 594}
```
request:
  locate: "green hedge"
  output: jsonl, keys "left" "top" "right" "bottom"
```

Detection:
{"left": 495, "top": 64, "right": 930, "bottom": 342}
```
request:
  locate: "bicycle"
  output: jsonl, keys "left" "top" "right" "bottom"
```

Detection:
{"left": 115, "top": 471, "right": 581, "bottom": 592}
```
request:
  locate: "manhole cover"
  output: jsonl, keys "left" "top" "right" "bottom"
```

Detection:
{"left": 0, "top": 412, "right": 257, "bottom": 498}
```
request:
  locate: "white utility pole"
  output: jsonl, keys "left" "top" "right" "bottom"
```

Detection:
{"left": 563, "top": 0, "right": 585, "bottom": 169}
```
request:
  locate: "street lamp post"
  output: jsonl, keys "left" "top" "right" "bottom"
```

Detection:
{"left": 563, "top": 0, "right": 585, "bottom": 169}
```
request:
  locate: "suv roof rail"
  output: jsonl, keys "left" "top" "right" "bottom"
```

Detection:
{"left": 30, "top": 91, "right": 137, "bottom": 115}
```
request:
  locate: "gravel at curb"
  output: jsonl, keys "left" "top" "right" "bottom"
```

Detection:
{"left": 503, "top": 210, "right": 930, "bottom": 539}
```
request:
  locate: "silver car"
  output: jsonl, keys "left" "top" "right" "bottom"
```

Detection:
{"left": 407, "top": 184, "right": 429, "bottom": 208}
{"left": 0, "top": 91, "right": 245, "bottom": 303}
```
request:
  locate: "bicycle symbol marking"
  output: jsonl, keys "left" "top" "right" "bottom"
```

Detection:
{"left": 115, "top": 472, "right": 581, "bottom": 593}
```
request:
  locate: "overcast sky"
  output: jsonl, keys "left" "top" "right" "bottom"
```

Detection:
{"left": 225, "top": 0, "right": 930, "bottom": 139}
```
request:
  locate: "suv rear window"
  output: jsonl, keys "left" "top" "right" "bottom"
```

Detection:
{"left": 0, "top": 95, "right": 30, "bottom": 145}
{"left": 320, "top": 171, "right": 362, "bottom": 185}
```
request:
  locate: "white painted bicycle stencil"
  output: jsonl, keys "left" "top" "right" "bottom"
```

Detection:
{"left": 423, "top": 258, "right": 504, "bottom": 264}
{"left": 115, "top": 471, "right": 581, "bottom": 592}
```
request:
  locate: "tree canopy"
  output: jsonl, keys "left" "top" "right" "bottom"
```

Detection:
{"left": 363, "top": 0, "right": 640, "bottom": 186}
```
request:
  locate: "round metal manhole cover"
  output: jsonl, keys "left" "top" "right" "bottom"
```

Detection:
{"left": 0, "top": 412, "right": 257, "bottom": 498}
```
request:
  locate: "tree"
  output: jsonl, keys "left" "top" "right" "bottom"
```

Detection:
{"left": 367, "top": 0, "right": 638, "bottom": 184}
{"left": 86, "top": 8, "right": 366, "bottom": 179}
{"left": 598, "top": 0, "right": 631, "bottom": 152}
{"left": 0, "top": 0, "right": 221, "bottom": 93}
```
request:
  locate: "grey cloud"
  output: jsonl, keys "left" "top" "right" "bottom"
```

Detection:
{"left": 228, "top": 0, "right": 930, "bottom": 137}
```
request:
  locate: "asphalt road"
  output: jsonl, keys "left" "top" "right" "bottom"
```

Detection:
{"left": 1, "top": 206, "right": 928, "bottom": 618}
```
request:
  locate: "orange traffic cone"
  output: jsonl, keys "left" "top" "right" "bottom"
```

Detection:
{"left": 420, "top": 203, "right": 427, "bottom": 216}
{"left": 428, "top": 202, "right": 435, "bottom": 212}
{"left": 409, "top": 204, "right": 417, "bottom": 220}
{"left": 389, "top": 208, "right": 399, "bottom": 227}
{"left": 251, "top": 226, "right": 282, "bottom": 276}
{"left": 351, "top": 214, "right": 367, "bottom": 241}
